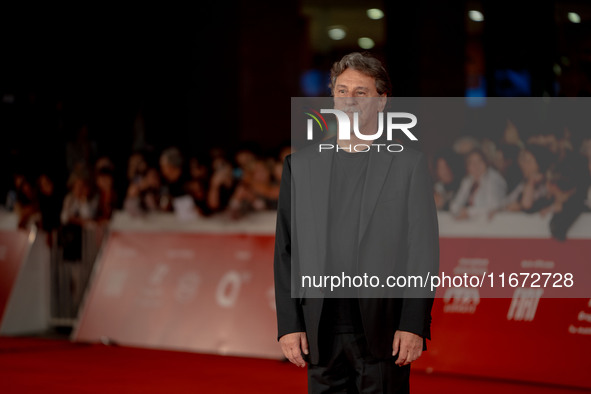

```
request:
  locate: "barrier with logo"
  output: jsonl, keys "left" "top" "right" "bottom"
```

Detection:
{"left": 73, "top": 212, "right": 281, "bottom": 358}
{"left": 0, "top": 229, "right": 30, "bottom": 324}
{"left": 0, "top": 212, "right": 52, "bottom": 335}
{"left": 73, "top": 211, "right": 591, "bottom": 389}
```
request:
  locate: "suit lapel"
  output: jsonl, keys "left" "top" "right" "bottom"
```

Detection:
{"left": 309, "top": 143, "right": 334, "bottom": 273}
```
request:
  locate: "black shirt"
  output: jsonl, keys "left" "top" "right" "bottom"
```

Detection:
{"left": 322, "top": 147, "right": 368, "bottom": 333}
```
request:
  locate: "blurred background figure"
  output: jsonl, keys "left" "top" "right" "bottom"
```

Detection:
{"left": 94, "top": 164, "right": 117, "bottom": 223}
{"left": 127, "top": 152, "right": 149, "bottom": 186}
{"left": 452, "top": 135, "right": 481, "bottom": 155}
{"left": 433, "top": 148, "right": 464, "bottom": 211}
{"left": 273, "top": 144, "right": 293, "bottom": 184}
{"left": 450, "top": 148, "right": 507, "bottom": 220}
{"left": 206, "top": 149, "right": 236, "bottom": 214}
{"left": 583, "top": 138, "right": 591, "bottom": 211}
{"left": 504, "top": 144, "right": 553, "bottom": 213}
{"left": 124, "top": 167, "right": 162, "bottom": 217}
{"left": 228, "top": 158, "right": 279, "bottom": 219}
{"left": 234, "top": 145, "right": 258, "bottom": 177}
{"left": 59, "top": 172, "right": 97, "bottom": 313}
{"left": 492, "top": 143, "right": 522, "bottom": 193}
{"left": 499, "top": 119, "right": 523, "bottom": 148}
{"left": 541, "top": 153, "right": 590, "bottom": 241}
{"left": 186, "top": 154, "right": 212, "bottom": 216}
{"left": 158, "top": 147, "right": 190, "bottom": 213}
{"left": 37, "top": 172, "right": 62, "bottom": 245}
{"left": 60, "top": 173, "right": 97, "bottom": 261}
{"left": 11, "top": 172, "right": 38, "bottom": 229}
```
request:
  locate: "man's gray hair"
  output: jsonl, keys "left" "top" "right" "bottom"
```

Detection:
{"left": 161, "top": 147, "right": 184, "bottom": 168}
{"left": 329, "top": 52, "right": 392, "bottom": 96}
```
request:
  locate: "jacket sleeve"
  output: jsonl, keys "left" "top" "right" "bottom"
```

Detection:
{"left": 274, "top": 155, "right": 305, "bottom": 340}
{"left": 398, "top": 152, "right": 440, "bottom": 341}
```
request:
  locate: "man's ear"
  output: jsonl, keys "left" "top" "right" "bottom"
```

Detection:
{"left": 377, "top": 94, "right": 387, "bottom": 112}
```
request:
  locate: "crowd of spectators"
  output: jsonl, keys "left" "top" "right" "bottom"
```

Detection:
{"left": 3, "top": 119, "right": 591, "bottom": 245}
{"left": 3, "top": 134, "right": 292, "bottom": 259}
{"left": 122, "top": 143, "right": 289, "bottom": 221}
{"left": 432, "top": 120, "right": 591, "bottom": 240}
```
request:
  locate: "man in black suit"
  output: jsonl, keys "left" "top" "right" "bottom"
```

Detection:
{"left": 274, "top": 52, "right": 439, "bottom": 393}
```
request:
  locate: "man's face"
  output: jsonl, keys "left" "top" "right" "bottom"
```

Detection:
{"left": 160, "top": 157, "right": 180, "bottom": 182}
{"left": 466, "top": 152, "right": 487, "bottom": 180}
{"left": 333, "top": 68, "right": 386, "bottom": 136}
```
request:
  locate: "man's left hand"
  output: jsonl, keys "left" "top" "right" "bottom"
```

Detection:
{"left": 392, "top": 330, "right": 423, "bottom": 366}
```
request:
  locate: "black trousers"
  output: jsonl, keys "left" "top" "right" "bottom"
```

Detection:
{"left": 307, "top": 332, "right": 410, "bottom": 394}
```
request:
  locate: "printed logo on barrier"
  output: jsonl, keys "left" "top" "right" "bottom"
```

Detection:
{"left": 443, "top": 287, "right": 480, "bottom": 314}
{"left": 442, "top": 257, "right": 487, "bottom": 314}
{"left": 506, "top": 288, "right": 543, "bottom": 321}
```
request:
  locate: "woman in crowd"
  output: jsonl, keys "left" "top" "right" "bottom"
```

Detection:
{"left": 504, "top": 144, "right": 553, "bottom": 213}
{"left": 449, "top": 148, "right": 507, "bottom": 220}
{"left": 433, "top": 148, "right": 464, "bottom": 211}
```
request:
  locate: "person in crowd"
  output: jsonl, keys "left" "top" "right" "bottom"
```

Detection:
{"left": 228, "top": 158, "right": 279, "bottom": 219}
{"left": 127, "top": 152, "right": 149, "bottom": 186}
{"left": 273, "top": 144, "right": 293, "bottom": 184}
{"left": 540, "top": 153, "right": 590, "bottom": 241}
{"left": 59, "top": 171, "right": 97, "bottom": 315}
{"left": 493, "top": 143, "right": 522, "bottom": 193}
{"left": 586, "top": 161, "right": 591, "bottom": 212}
{"left": 452, "top": 135, "right": 481, "bottom": 155}
{"left": 504, "top": 144, "right": 553, "bottom": 213}
{"left": 159, "top": 147, "right": 190, "bottom": 212}
{"left": 581, "top": 138, "right": 591, "bottom": 211}
{"left": 186, "top": 154, "right": 212, "bottom": 216}
{"left": 234, "top": 145, "right": 258, "bottom": 177}
{"left": 12, "top": 172, "right": 38, "bottom": 229}
{"left": 432, "top": 148, "right": 463, "bottom": 211}
{"left": 95, "top": 165, "right": 117, "bottom": 222}
{"left": 449, "top": 148, "right": 507, "bottom": 220}
{"left": 206, "top": 149, "right": 236, "bottom": 213}
{"left": 499, "top": 119, "right": 523, "bottom": 148}
{"left": 37, "top": 172, "right": 62, "bottom": 244}
{"left": 60, "top": 173, "right": 98, "bottom": 261}
{"left": 124, "top": 167, "right": 162, "bottom": 216}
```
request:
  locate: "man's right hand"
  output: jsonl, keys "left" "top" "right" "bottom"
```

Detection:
{"left": 279, "top": 332, "right": 309, "bottom": 367}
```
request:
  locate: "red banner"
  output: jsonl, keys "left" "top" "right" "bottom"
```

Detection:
{"left": 74, "top": 232, "right": 281, "bottom": 358}
{"left": 416, "top": 237, "right": 591, "bottom": 389}
{"left": 74, "top": 231, "right": 591, "bottom": 388}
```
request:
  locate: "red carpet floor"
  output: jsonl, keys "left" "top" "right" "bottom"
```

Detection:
{"left": 0, "top": 336, "right": 588, "bottom": 393}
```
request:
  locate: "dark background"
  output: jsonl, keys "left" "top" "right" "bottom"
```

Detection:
{"left": 1, "top": 0, "right": 591, "bottom": 198}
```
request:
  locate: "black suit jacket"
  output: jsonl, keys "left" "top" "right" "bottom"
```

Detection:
{"left": 274, "top": 138, "right": 439, "bottom": 364}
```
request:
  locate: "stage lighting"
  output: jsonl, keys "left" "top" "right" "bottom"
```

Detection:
{"left": 468, "top": 10, "right": 484, "bottom": 22}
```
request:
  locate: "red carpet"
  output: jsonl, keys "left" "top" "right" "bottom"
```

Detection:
{"left": 0, "top": 336, "right": 587, "bottom": 393}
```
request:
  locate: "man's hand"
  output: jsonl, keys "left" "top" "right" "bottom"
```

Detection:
{"left": 392, "top": 330, "right": 423, "bottom": 366}
{"left": 279, "top": 332, "right": 309, "bottom": 368}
